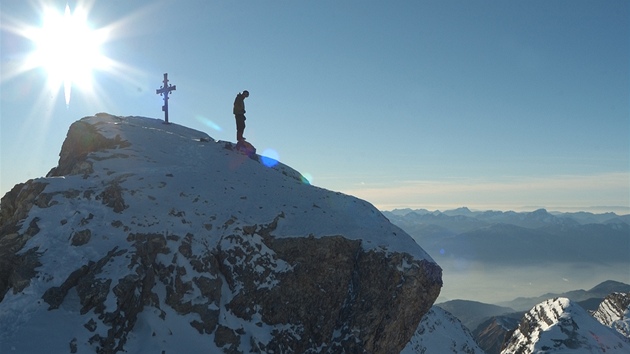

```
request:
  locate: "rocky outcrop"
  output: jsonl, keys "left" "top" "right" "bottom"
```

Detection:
{"left": 14, "top": 216, "right": 440, "bottom": 353}
{"left": 0, "top": 180, "right": 47, "bottom": 301}
{"left": 47, "top": 115, "right": 131, "bottom": 178}
{"left": 592, "top": 292, "right": 630, "bottom": 339}
{"left": 246, "top": 232, "right": 441, "bottom": 353}
{"left": 0, "top": 114, "right": 442, "bottom": 354}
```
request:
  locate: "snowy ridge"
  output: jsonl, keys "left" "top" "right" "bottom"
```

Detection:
{"left": 502, "top": 297, "right": 630, "bottom": 353}
{"left": 401, "top": 306, "right": 485, "bottom": 354}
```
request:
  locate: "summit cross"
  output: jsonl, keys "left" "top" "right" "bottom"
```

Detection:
{"left": 156, "top": 73, "right": 176, "bottom": 123}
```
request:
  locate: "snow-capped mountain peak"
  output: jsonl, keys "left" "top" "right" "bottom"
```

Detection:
{"left": 0, "top": 114, "right": 442, "bottom": 353}
{"left": 401, "top": 306, "right": 485, "bottom": 354}
{"left": 502, "top": 297, "right": 630, "bottom": 353}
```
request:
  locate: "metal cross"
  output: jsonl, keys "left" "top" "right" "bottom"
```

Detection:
{"left": 156, "top": 73, "right": 176, "bottom": 123}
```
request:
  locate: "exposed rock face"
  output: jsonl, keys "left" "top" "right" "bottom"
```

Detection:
{"left": 501, "top": 297, "right": 630, "bottom": 354}
{"left": 592, "top": 292, "right": 630, "bottom": 339}
{"left": 47, "top": 116, "right": 131, "bottom": 178}
{"left": 0, "top": 180, "right": 47, "bottom": 301}
{"left": 0, "top": 114, "right": 442, "bottom": 353}
{"left": 473, "top": 316, "right": 520, "bottom": 354}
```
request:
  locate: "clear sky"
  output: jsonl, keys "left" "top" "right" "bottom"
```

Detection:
{"left": 1, "top": 0, "right": 629, "bottom": 213}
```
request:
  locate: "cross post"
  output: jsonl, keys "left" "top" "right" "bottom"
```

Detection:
{"left": 156, "top": 73, "right": 176, "bottom": 123}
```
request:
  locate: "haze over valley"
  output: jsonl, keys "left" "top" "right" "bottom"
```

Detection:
{"left": 383, "top": 208, "right": 630, "bottom": 304}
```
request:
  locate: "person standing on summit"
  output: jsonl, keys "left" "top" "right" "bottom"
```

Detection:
{"left": 233, "top": 90, "right": 249, "bottom": 141}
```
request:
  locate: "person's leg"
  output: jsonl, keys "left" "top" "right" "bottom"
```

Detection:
{"left": 236, "top": 116, "right": 245, "bottom": 141}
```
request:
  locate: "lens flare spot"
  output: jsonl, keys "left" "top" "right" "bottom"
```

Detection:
{"left": 195, "top": 115, "right": 222, "bottom": 132}
{"left": 261, "top": 149, "right": 279, "bottom": 167}
{"left": 301, "top": 173, "right": 313, "bottom": 184}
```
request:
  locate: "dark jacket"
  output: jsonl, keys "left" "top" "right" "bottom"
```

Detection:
{"left": 233, "top": 93, "right": 246, "bottom": 115}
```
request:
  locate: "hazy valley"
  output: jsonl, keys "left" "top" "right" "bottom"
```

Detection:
{"left": 383, "top": 207, "right": 630, "bottom": 304}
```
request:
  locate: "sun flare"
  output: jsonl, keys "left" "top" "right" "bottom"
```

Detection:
{"left": 26, "top": 4, "right": 109, "bottom": 105}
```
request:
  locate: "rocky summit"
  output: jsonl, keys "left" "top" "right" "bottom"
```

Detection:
{"left": 0, "top": 114, "right": 442, "bottom": 354}
{"left": 502, "top": 297, "right": 630, "bottom": 353}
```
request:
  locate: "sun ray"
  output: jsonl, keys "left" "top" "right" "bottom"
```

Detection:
{"left": 1, "top": 0, "right": 161, "bottom": 119}
{"left": 31, "top": 4, "right": 108, "bottom": 105}
{"left": 0, "top": 1, "right": 120, "bottom": 107}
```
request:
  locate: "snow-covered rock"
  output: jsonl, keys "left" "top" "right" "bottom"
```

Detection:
{"left": 592, "top": 292, "right": 630, "bottom": 339}
{"left": 401, "top": 306, "right": 485, "bottom": 354}
{"left": 0, "top": 114, "right": 442, "bottom": 353}
{"left": 502, "top": 297, "right": 630, "bottom": 353}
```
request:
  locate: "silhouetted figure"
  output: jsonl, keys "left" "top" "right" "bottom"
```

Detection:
{"left": 233, "top": 90, "right": 249, "bottom": 141}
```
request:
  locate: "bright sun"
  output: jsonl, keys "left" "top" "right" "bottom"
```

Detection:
{"left": 27, "top": 4, "right": 109, "bottom": 105}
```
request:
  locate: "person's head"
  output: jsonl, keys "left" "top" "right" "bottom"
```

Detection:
{"left": 242, "top": 90, "right": 249, "bottom": 98}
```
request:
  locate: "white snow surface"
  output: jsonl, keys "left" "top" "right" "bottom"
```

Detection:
{"left": 0, "top": 114, "right": 436, "bottom": 353}
{"left": 401, "top": 306, "right": 485, "bottom": 354}
{"left": 502, "top": 297, "right": 630, "bottom": 354}
{"left": 68, "top": 115, "right": 430, "bottom": 259}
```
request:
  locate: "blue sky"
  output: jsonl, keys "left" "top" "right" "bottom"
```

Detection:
{"left": 1, "top": 0, "right": 628, "bottom": 213}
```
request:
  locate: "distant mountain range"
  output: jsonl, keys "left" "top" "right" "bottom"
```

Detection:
{"left": 499, "top": 280, "right": 630, "bottom": 311}
{"left": 384, "top": 207, "right": 630, "bottom": 309}
{"left": 382, "top": 207, "right": 630, "bottom": 265}
{"left": 436, "top": 300, "right": 517, "bottom": 331}
{"left": 386, "top": 207, "right": 630, "bottom": 226}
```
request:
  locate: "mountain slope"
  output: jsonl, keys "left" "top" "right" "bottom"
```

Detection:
{"left": 0, "top": 114, "right": 442, "bottom": 353}
{"left": 592, "top": 292, "right": 630, "bottom": 339}
{"left": 502, "top": 297, "right": 630, "bottom": 353}
{"left": 473, "top": 315, "right": 521, "bottom": 354}
{"left": 401, "top": 306, "right": 486, "bottom": 354}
